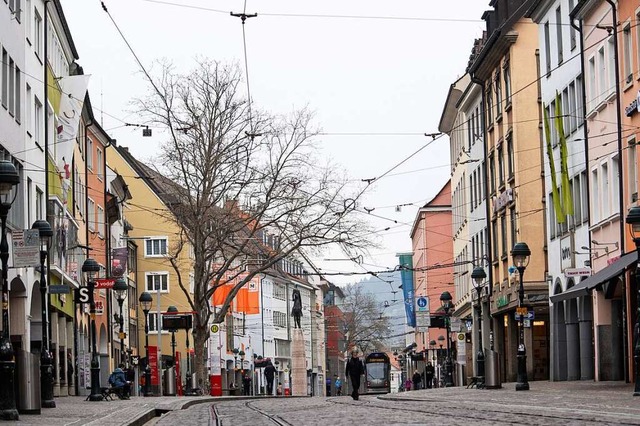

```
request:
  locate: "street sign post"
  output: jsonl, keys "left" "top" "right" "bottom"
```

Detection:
{"left": 415, "top": 296, "right": 430, "bottom": 332}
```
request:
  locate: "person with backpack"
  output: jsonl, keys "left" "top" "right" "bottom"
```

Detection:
{"left": 108, "top": 363, "right": 131, "bottom": 399}
{"left": 335, "top": 375, "right": 342, "bottom": 396}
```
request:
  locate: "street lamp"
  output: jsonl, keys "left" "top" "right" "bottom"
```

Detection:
{"left": 185, "top": 324, "right": 193, "bottom": 394}
{"left": 471, "top": 266, "right": 487, "bottom": 389}
{"left": 429, "top": 339, "right": 436, "bottom": 364}
{"left": 32, "top": 219, "right": 55, "bottom": 408}
{"left": 0, "top": 161, "right": 19, "bottom": 420}
{"left": 625, "top": 206, "right": 640, "bottom": 396}
{"left": 113, "top": 278, "right": 128, "bottom": 365}
{"left": 166, "top": 306, "right": 178, "bottom": 365}
{"left": 511, "top": 241, "right": 531, "bottom": 391}
{"left": 440, "top": 291, "right": 454, "bottom": 387}
{"left": 82, "top": 258, "right": 103, "bottom": 401}
{"left": 239, "top": 350, "right": 246, "bottom": 373}
{"left": 139, "top": 291, "right": 153, "bottom": 396}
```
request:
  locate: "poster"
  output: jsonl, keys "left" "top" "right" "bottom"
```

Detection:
{"left": 12, "top": 229, "right": 40, "bottom": 268}
{"left": 111, "top": 247, "right": 128, "bottom": 277}
{"left": 148, "top": 345, "right": 159, "bottom": 386}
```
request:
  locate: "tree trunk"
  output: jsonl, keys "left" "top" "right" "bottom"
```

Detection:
{"left": 193, "top": 325, "right": 209, "bottom": 394}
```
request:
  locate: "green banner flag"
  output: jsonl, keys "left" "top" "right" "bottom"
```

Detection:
{"left": 555, "top": 92, "right": 573, "bottom": 216}
{"left": 544, "top": 103, "right": 564, "bottom": 223}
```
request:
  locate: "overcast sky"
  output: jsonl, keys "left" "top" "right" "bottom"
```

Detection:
{"left": 60, "top": 0, "right": 489, "bottom": 284}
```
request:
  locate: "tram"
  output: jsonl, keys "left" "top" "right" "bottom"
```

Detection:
{"left": 364, "top": 352, "right": 391, "bottom": 394}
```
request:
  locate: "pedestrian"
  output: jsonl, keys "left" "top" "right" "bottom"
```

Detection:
{"left": 412, "top": 370, "right": 422, "bottom": 390}
{"left": 405, "top": 378, "right": 412, "bottom": 392}
{"left": 108, "top": 363, "right": 131, "bottom": 399}
{"left": 264, "top": 361, "right": 276, "bottom": 395}
{"left": 345, "top": 349, "right": 364, "bottom": 400}
{"left": 425, "top": 362, "right": 435, "bottom": 389}
{"left": 242, "top": 373, "right": 252, "bottom": 395}
{"left": 335, "top": 375, "right": 342, "bottom": 396}
{"left": 326, "top": 375, "right": 332, "bottom": 396}
{"left": 277, "top": 382, "right": 283, "bottom": 396}
{"left": 66, "top": 353, "right": 74, "bottom": 386}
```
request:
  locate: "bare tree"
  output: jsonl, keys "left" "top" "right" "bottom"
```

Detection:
{"left": 135, "top": 59, "right": 372, "bottom": 389}
{"left": 342, "top": 284, "right": 391, "bottom": 355}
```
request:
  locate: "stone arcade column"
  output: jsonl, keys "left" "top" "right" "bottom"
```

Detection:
{"left": 290, "top": 329, "right": 306, "bottom": 396}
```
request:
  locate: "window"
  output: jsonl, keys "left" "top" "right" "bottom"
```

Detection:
{"left": 26, "top": 0, "right": 32, "bottom": 42}
{"left": 510, "top": 208, "right": 517, "bottom": 248}
{"left": 495, "top": 71, "right": 502, "bottom": 116}
{"left": 611, "top": 154, "right": 620, "bottom": 215}
{"left": 607, "top": 39, "right": 614, "bottom": 95}
{"left": 87, "top": 137, "right": 93, "bottom": 169}
{"left": 489, "top": 153, "right": 496, "bottom": 194}
{"left": 544, "top": 21, "right": 551, "bottom": 73}
{"left": 96, "top": 148, "right": 103, "bottom": 179}
{"left": 500, "top": 215, "right": 507, "bottom": 258}
{"left": 8, "top": 58, "right": 14, "bottom": 117}
{"left": 273, "top": 283, "right": 286, "bottom": 300}
{"left": 35, "top": 187, "right": 43, "bottom": 220}
{"left": 581, "top": 170, "right": 589, "bottom": 223}
{"left": 14, "top": 66, "right": 20, "bottom": 123}
{"left": 601, "top": 162, "right": 610, "bottom": 218}
{"left": 598, "top": 47, "right": 606, "bottom": 100}
{"left": 469, "top": 174, "right": 474, "bottom": 212}
{"left": 34, "top": 96, "right": 42, "bottom": 144}
{"left": 569, "top": 0, "right": 576, "bottom": 50}
{"left": 146, "top": 272, "right": 169, "bottom": 293}
{"left": 498, "top": 144, "right": 504, "bottom": 187}
{"left": 624, "top": 24, "right": 633, "bottom": 84}
{"left": 492, "top": 220, "right": 498, "bottom": 259}
{"left": 145, "top": 238, "right": 168, "bottom": 256}
{"left": 34, "top": 9, "right": 42, "bottom": 58}
{"left": 576, "top": 75, "right": 584, "bottom": 119}
{"left": 549, "top": 102, "right": 557, "bottom": 147}
{"left": 504, "top": 63, "right": 511, "bottom": 105}
{"left": 26, "top": 84, "right": 31, "bottom": 135}
{"left": 274, "top": 311, "right": 287, "bottom": 328}
{"left": 1, "top": 49, "right": 7, "bottom": 109}
{"left": 591, "top": 169, "right": 599, "bottom": 223}
{"left": 556, "top": 7, "right": 563, "bottom": 64}
{"left": 568, "top": 82, "right": 576, "bottom": 132}
{"left": 562, "top": 88, "right": 569, "bottom": 136}
{"left": 629, "top": 138, "right": 638, "bottom": 201}
{"left": 507, "top": 133, "right": 514, "bottom": 178}
{"left": 27, "top": 178, "right": 32, "bottom": 227}
{"left": 88, "top": 198, "right": 95, "bottom": 232}
{"left": 588, "top": 57, "right": 596, "bottom": 110}
{"left": 549, "top": 192, "right": 557, "bottom": 240}
{"left": 9, "top": 0, "right": 21, "bottom": 22}
{"left": 97, "top": 205, "right": 104, "bottom": 237}
{"left": 147, "top": 313, "right": 163, "bottom": 333}
{"left": 486, "top": 85, "right": 493, "bottom": 124}
{"left": 572, "top": 175, "right": 582, "bottom": 225}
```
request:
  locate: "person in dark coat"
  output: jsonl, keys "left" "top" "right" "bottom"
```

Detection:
{"left": 108, "top": 364, "right": 131, "bottom": 398}
{"left": 264, "top": 361, "right": 276, "bottom": 395}
{"left": 345, "top": 350, "right": 364, "bottom": 400}
{"left": 242, "top": 373, "right": 252, "bottom": 395}
{"left": 412, "top": 370, "right": 422, "bottom": 390}
{"left": 425, "top": 362, "right": 435, "bottom": 389}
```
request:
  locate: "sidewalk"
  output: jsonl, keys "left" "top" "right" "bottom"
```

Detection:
{"left": 379, "top": 380, "right": 640, "bottom": 424}
{"left": 12, "top": 395, "right": 222, "bottom": 426}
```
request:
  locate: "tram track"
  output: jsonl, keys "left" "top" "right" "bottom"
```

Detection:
{"left": 242, "top": 400, "right": 294, "bottom": 426}
{"left": 326, "top": 395, "right": 639, "bottom": 425}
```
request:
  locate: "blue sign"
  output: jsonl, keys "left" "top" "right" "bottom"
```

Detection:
{"left": 417, "top": 297, "right": 427, "bottom": 308}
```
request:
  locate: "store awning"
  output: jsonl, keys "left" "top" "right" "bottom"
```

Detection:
{"left": 550, "top": 251, "right": 638, "bottom": 303}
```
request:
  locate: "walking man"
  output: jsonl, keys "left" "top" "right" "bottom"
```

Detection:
{"left": 345, "top": 350, "right": 364, "bottom": 400}
{"left": 264, "top": 361, "right": 276, "bottom": 395}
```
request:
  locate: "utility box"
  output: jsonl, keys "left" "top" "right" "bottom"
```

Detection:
{"left": 163, "top": 367, "right": 176, "bottom": 396}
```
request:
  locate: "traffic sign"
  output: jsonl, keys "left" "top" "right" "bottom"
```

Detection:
{"left": 515, "top": 310, "right": 534, "bottom": 320}
{"left": 516, "top": 307, "right": 528, "bottom": 316}
{"left": 49, "top": 285, "right": 70, "bottom": 294}
{"left": 210, "top": 324, "right": 219, "bottom": 333}
{"left": 416, "top": 296, "right": 429, "bottom": 312}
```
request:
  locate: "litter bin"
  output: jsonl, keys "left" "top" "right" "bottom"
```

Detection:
{"left": 163, "top": 367, "right": 176, "bottom": 396}
{"left": 16, "top": 349, "right": 41, "bottom": 414}
{"left": 484, "top": 349, "right": 502, "bottom": 389}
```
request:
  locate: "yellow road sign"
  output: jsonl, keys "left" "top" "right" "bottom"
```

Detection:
{"left": 210, "top": 324, "right": 219, "bottom": 333}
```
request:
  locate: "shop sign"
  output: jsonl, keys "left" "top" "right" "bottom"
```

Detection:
{"left": 496, "top": 296, "right": 509, "bottom": 308}
{"left": 560, "top": 235, "right": 574, "bottom": 270}
{"left": 625, "top": 90, "right": 640, "bottom": 117}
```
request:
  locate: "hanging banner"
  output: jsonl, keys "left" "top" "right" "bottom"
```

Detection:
{"left": 111, "top": 247, "right": 128, "bottom": 277}
{"left": 398, "top": 253, "right": 416, "bottom": 328}
{"left": 148, "top": 345, "right": 159, "bottom": 386}
{"left": 55, "top": 75, "right": 90, "bottom": 205}
{"left": 176, "top": 351, "right": 183, "bottom": 396}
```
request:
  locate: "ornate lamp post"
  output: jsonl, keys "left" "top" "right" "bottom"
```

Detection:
{"left": 32, "top": 219, "right": 54, "bottom": 408}
{"left": 82, "top": 258, "right": 103, "bottom": 401}
{"left": 625, "top": 206, "right": 640, "bottom": 396}
{"left": 0, "top": 161, "right": 19, "bottom": 420}
{"left": 440, "top": 291, "right": 454, "bottom": 387}
{"left": 185, "top": 325, "right": 193, "bottom": 394}
{"left": 239, "top": 350, "right": 246, "bottom": 374}
{"left": 471, "top": 266, "right": 487, "bottom": 389}
{"left": 139, "top": 291, "right": 153, "bottom": 396}
{"left": 429, "top": 339, "right": 436, "bottom": 364}
{"left": 511, "top": 242, "right": 531, "bottom": 391}
{"left": 113, "top": 278, "right": 128, "bottom": 365}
